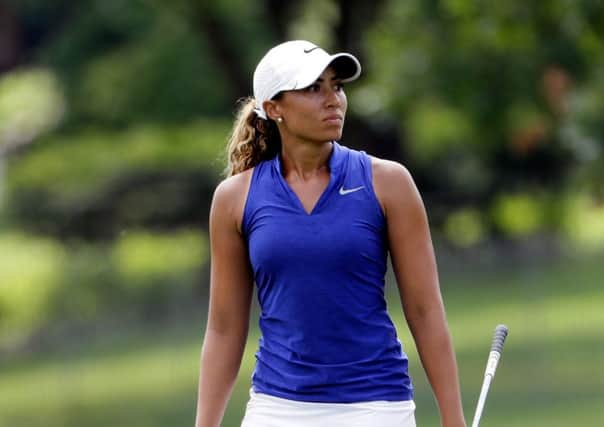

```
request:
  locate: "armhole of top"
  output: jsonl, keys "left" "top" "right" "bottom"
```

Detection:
{"left": 239, "top": 166, "right": 258, "bottom": 238}
{"left": 361, "top": 152, "right": 386, "bottom": 221}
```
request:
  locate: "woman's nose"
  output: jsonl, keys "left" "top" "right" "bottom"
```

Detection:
{"left": 325, "top": 87, "right": 341, "bottom": 108}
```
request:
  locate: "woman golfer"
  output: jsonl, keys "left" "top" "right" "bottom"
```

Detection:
{"left": 194, "top": 40, "right": 467, "bottom": 427}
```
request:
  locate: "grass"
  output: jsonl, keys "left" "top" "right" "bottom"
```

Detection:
{"left": 1, "top": 253, "right": 603, "bottom": 427}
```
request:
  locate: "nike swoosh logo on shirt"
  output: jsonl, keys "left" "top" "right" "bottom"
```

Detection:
{"left": 339, "top": 185, "right": 365, "bottom": 195}
{"left": 304, "top": 46, "right": 320, "bottom": 53}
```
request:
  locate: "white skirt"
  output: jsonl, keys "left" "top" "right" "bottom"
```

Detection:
{"left": 241, "top": 389, "right": 417, "bottom": 427}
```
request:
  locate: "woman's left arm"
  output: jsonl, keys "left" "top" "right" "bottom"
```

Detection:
{"left": 373, "top": 158, "right": 466, "bottom": 427}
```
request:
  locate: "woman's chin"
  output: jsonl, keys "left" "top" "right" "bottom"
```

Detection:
{"left": 323, "top": 129, "right": 343, "bottom": 141}
{"left": 301, "top": 130, "right": 343, "bottom": 144}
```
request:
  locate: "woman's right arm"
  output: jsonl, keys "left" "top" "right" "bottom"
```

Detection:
{"left": 194, "top": 174, "right": 254, "bottom": 427}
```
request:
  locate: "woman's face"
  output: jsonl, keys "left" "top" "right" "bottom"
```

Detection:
{"left": 266, "top": 67, "right": 348, "bottom": 144}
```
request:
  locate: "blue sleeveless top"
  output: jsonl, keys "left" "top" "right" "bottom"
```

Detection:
{"left": 242, "top": 142, "right": 413, "bottom": 403}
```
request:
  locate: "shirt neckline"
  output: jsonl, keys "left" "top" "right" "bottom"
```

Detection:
{"left": 272, "top": 141, "right": 345, "bottom": 215}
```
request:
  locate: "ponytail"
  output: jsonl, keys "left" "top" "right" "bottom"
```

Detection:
{"left": 224, "top": 97, "right": 281, "bottom": 177}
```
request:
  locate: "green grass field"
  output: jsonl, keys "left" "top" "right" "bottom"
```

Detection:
{"left": 1, "top": 254, "right": 603, "bottom": 427}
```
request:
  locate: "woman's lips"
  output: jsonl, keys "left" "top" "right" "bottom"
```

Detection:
{"left": 323, "top": 115, "right": 343, "bottom": 125}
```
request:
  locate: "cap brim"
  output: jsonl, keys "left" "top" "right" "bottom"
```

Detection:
{"left": 328, "top": 53, "right": 362, "bottom": 82}
{"left": 293, "top": 53, "right": 362, "bottom": 90}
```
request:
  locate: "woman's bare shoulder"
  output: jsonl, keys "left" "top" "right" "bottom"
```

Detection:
{"left": 211, "top": 168, "right": 254, "bottom": 232}
{"left": 369, "top": 156, "right": 417, "bottom": 209}
{"left": 214, "top": 168, "right": 254, "bottom": 198}
{"left": 370, "top": 156, "right": 412, "bottom": 183}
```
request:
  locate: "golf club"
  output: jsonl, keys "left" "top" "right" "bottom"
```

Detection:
{"left": 471, "top": 324, "right": 509, "bottom": 427}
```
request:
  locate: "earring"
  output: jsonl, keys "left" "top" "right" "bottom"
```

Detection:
{"left": 276, "top": 117, "right": 283, "bottom": 123}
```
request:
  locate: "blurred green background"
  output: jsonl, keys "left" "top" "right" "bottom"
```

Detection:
{"left": 0, "top": 1, "right": 603, "bottom": 426}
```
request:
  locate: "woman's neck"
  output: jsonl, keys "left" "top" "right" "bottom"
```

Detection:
{"left": 279, "top": 140, "right": 333, "bottom": 181}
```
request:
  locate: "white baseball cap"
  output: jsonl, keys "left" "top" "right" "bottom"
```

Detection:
{"left": 253, "top": 40, "right": 361, "bottom": 119}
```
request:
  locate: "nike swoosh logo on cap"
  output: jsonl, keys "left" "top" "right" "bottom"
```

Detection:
{"left": 339, "top": 185, "right": 365, "bottom": 195}
{"left": 304, "top": 46, "right": 320, "bottom": 53}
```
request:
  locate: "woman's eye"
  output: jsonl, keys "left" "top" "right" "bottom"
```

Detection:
{"left": 303, "top": 82, "right": 343, "bottom": 93}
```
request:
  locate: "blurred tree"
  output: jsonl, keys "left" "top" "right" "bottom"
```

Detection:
{"left": 0, "top": 1, "right": 22, "bottom": 72}
{"left": 5, "top": 120, "right": 229, "bottom": 238}
{"left": 358, "top": 0, "right": 604, "bottom": 236}
{"left": 0, "top": 233, "right": 66, "bottom": 349}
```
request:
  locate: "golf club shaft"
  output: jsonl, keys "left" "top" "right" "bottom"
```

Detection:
{"left": 471, "top": 366, "right": 493, "bottom": 427}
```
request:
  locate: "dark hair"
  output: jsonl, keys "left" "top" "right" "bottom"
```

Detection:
{"left": 224, "top": 97, "right": 282, "bottom": 177}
